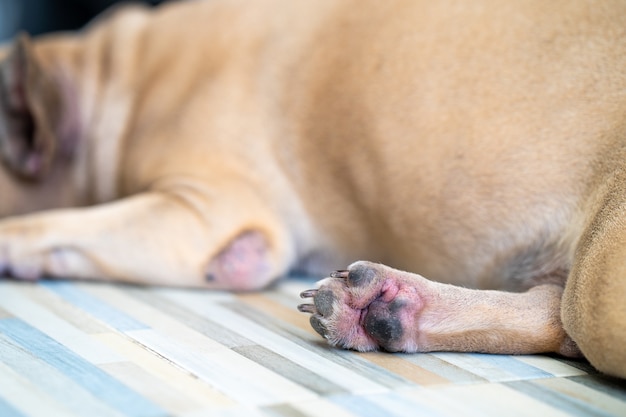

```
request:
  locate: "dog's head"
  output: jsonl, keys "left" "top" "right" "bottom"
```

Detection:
{"left": 0, "top": 34, "right": 81, "bottom": 216}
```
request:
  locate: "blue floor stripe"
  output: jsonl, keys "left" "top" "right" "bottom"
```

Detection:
{"left": 0, "top": 395, "right": 26, "bottom": 417}
{"left": 0, "top": 333, "right": 126, "bottom": 417}
{"left": 468, "top": 354, "right": 554, "bottom": 379}
{"left": 0, "top": 318, "right": 166, "bottom": 417}
{"left": 42, "top": 282, "right": 147, "bottom": 331}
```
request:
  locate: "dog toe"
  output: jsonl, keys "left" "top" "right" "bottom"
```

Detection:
{"left": 345, "top": 262, "right": 380, "bottom": 287}
{"left": 313, "top": 287, "right": 337, "bottom": 316}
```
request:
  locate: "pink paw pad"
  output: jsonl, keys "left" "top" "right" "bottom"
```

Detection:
{"left": 205, "top": 231, "right": 274, "bottom": 290}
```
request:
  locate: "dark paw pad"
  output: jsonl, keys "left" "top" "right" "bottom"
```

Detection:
{"left": 313, "top": 288, "right": 336, "bottom": 316}
{"left": 363, "top": 314, "right": 403, "bottom": 348}
{"left": 346, "top": 263, "right": 378, "bottom": 287}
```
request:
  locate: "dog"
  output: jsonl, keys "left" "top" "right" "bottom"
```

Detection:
{"left": 1, "top": 0, "right": 625, "bottom": 378}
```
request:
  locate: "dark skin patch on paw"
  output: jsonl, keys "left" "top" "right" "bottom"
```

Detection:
{"left": 348, "top": 264, "right": 378, "bottom": 287}
{"left": 364, "top": 314, "right": 403, "bottom": 347}
{"left": 314, "top": 288, "right": 336, "bottom": 317}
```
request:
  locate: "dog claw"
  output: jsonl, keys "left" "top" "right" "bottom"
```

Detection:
{"left": 298, "top": 303, "right": 317, "bottom": 314}
{"left": 300, "top": 289, "right": 318, "bottom": 298}
{"left": 330, "top": 270, "right": 349, "bottom": 279}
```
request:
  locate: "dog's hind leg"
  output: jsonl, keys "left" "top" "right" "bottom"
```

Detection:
{"left": 299, "top": 261, "right": 582, "bottom": 357}
{"left": 562, "top": 173, "right": 626, "bottom": 378}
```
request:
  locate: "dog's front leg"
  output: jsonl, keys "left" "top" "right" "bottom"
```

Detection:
{"left": 0, "top": 185, "right": 293, "bottom": 289}
{"left": 299, "top": 261, "right": 581, "bottom": 357}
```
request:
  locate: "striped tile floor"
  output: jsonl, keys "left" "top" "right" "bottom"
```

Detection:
{"left": 0, "top": 277, "right": 625, "bottom": 417}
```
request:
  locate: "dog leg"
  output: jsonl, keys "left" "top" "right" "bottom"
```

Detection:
{"left": 299, "top": 261, "right": 581, "bottom": 357}
{"left": 0, "top": 184, "right": 293, "bottom": 289}
{"left": 561, "top": 178, "right": 626, "bottom": 378}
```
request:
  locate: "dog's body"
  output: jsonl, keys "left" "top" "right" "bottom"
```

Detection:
{"left": 1, "top": 0, "right": 626, "bottom": 377}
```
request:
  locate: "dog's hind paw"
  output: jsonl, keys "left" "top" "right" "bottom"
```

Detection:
{"left": 298, "top": 261, "right": 428, "bottom": 352}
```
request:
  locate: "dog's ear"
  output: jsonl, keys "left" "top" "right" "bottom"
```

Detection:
{"left": 0, "top": 33, "right": 61, "bottom": 179}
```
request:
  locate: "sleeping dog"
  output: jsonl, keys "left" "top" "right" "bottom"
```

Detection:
{"left": 1, "top": 0, "right": 625, "bottom": 377}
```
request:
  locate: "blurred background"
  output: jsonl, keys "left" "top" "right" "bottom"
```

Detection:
{"left": 0, "top": 0, "right": 167, "bottom": 42}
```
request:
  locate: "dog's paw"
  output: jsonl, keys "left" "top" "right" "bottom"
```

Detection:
{"left": 0, "top": 220, "right": 45, "bottom": 281}
{"left": 298, "top": 261, "right": 430, "bottom": 352}
{"left": 0, "top": 218, "right": 87, "bottom": 281}
{"left": 0, "top": 252, "right": 41, "bottom": 281}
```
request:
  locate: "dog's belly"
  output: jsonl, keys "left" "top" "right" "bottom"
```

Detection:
{"left": 282, "top": 99, "right": 590, "bottom": 289}
{"left": 367, "top": 156, "right": 583, "bottom": 290}
{"left": 285, "top": 132, "right": 583, "bottom": 290}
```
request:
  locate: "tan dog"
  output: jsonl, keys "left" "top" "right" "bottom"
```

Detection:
{"left": 1, "top": 0, "right": 625, "bottom": 378}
